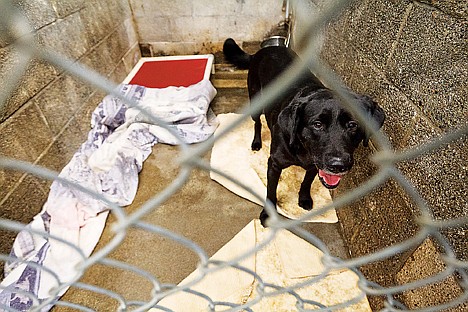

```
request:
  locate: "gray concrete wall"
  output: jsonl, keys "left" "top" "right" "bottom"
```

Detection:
{"left": 0, "top": 0, "right": 140, "bottom": 257}
{"left": 291, "top": 0, "right": 466, "bottom": 310}
{"left": 128, "top": 0, "right": 285, "bottom": 56}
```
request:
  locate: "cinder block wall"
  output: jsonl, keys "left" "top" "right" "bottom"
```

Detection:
{"left": 129, "top": 0, "right": 285, "bottom": 56}
{"left": 292, "top": 0, "right": 466, "bottom": 310}
{"left": 0, "top": 0, "right": 140, "bottom": 256}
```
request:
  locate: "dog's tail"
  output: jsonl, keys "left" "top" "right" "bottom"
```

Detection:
{"left": 223, "top": 38, "right": 251, "bottom": 69}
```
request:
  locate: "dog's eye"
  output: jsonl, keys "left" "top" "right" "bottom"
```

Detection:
{"left": 312, "top": 121, "right": 324, "bottom": 130}
{"left": 347, "top": 121, "right": 358, "bottom": 130}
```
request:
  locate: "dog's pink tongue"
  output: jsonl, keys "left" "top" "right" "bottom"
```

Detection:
{"left": 319, "top": 169, "right": 341, "bottom": 186}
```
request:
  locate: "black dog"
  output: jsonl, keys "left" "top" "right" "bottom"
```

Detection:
{"left": 223, "top": 38, "right": 385, "bottom": 226}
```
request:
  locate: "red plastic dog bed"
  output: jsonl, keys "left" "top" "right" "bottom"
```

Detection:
{"left": 123, "top": 55, "right": 214, "bottom": 88}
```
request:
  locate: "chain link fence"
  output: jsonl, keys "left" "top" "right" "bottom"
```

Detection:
{"left": 1, "top": 0, "right": 467, "bottom": 311}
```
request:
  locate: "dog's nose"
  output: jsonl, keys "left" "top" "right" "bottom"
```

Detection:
{"left": 326, "top": 157, "right": 351, "bottom": 174}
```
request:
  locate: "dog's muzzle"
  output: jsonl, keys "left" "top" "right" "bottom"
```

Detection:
{"left": 318, "top": 157, "right": 352, "bottom": 189}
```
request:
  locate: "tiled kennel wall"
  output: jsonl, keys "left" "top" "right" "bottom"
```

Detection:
{"left": 0, "top": 0, "right": 141, "bottom": 260}
{"left": 291, "top": 0, "right": 466, "bottom": 310}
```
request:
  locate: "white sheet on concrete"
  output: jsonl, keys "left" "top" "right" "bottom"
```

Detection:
{"left": 210, "top": 113, "right": 338, "bottom": 223}
{"left": 156, "top": 220, "right": 371, "bottom": 311}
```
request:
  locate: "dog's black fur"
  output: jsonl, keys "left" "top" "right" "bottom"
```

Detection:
{"left": 223, "top": 38, "right": 385, "bottom": 226}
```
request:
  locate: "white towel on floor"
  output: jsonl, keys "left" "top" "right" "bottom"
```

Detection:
{"left": 156, "top": 220, "right": 371, "bottom": 311}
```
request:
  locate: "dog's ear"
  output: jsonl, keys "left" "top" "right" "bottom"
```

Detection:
{"left": 277, "top": 102, "right": 303, "bottom": 147}
{"left": 359, "top": 95, "right": 385, "bottom": 147}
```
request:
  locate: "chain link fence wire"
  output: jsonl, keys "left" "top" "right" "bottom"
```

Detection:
{"left": 1, "top": 0, "right": 467, "bottom": 311}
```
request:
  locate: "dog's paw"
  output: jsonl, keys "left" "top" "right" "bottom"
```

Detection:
{"left": 259, "top": 209, "right": 269, "bottom": 227}
{"left": 298, "top": 195, "right": 313, "bottom": 210}
{"left": 251, "top": 141, "right": 262, "bottom": 151}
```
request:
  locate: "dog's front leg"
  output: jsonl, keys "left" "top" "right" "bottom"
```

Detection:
{"left": 251, "top": 114, "right": 262, "bottom": 151}
{"left": 260, "top": 157, "right": 282, "bottom": 226}
{"left": 298, "top": 167, "right": 318, "bottom": 210}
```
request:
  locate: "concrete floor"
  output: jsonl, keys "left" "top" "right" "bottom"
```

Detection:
{"left": 56, "top": 48, "right": 349, "bottom": 311}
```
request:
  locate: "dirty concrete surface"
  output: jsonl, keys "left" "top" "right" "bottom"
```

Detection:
{"left": 56, "top": 46, "right": 349, "bottom": 311}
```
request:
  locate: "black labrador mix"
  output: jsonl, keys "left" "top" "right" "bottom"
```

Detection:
{"left": 223, "top": 38, "right": 385, "bottom": 226}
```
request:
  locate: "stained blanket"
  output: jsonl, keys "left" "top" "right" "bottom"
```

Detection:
{"left": 0, "top": 80, "right": 218, "bottom": 311}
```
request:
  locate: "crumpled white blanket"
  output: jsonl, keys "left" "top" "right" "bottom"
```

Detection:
{"left": 0, "top": 80, "right": 218, "bottom": 311}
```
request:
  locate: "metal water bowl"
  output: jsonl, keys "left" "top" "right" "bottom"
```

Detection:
{"left": 261, "top": 35, "right": 288, "bottom": 48}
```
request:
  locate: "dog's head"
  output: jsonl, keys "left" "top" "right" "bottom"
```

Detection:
{"left": 277, "top": 88, "right": 385, "bottom": 189}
